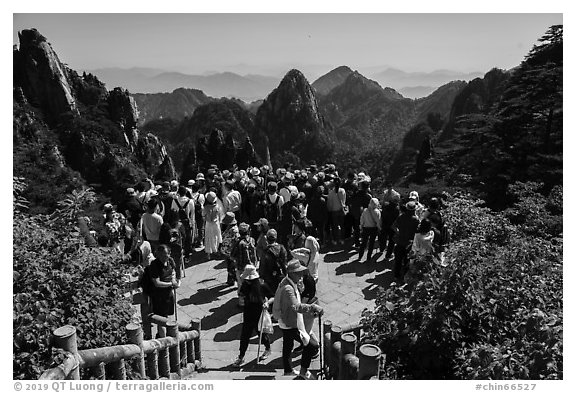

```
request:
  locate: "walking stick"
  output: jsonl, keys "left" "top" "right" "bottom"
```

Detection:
{"left": 173, "top": 287, "right": 178, "bottom": 322}
{"left": 256, "top": 310, "right": 264, "bottom": 364}
{"left": 318, "top": 313, "right": 325, "bottom": 380}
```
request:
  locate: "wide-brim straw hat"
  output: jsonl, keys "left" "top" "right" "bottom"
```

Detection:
{"left": 222, "top": 212, "right": 237, "bottom": 225}
{"left": 240, "top": 264, "right": 259, "bottom": 280}
{"left": 286, "top": 259, "right": 307, "bottom": 274}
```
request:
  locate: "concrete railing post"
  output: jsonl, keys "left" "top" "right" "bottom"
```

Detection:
{"left": 53, "top": 326, "right": 80, "bottom": 380}
{"left": 330, "top": 325, "right": 342, "bottom": 379}
{"left": 127, "top": 323, "right": 146, "bottom": 379}
{"left": 156, "top": 325, "right": 170, "bottom": 378}
{"left": 166, "top": 321, "right": 181, "bottom": 375}
{"left": 322, "top": 320, "right": 332, "bottom": 378}
{"left": 358, "top": 344, "right": 381, "bottom": 380}
{"left": 191, "top": 318, "right": 202, "bottom": 368}
{"left": 340, "top": 332, "right": 359, "bottom": 380}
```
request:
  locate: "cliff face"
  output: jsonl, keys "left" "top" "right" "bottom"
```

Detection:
{"left": 254, "top": 69, "right": 333, "bottom": 165}
{"left": 13, "top": 29, "right": 176, "bottom": 203}
{"left": 15, "top": 29, "right": 79, "bottom": 121}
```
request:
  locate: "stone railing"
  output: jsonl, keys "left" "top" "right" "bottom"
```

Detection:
{"left": 321, "top": 320, "right": 385, "bottom": 380}
{"left": 39, "top": 316, "right": 202, "bottom": 380}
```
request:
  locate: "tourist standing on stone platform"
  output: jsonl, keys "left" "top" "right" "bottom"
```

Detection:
{"left": 358, "top": 198, "right": 382, "bottom": 263}
{"left": 141, "top": 199, "right": 164, "bottom": 255}
{"left": 149, "top": 245, "right": 180, "bottom": 318}
{"left": 233, "top": 265, "right": 274, "bottom": 367}
{"left": 392, "top": 201, "right": 420, "bottom": 282}
{"left": 326, "top": 177, "right": 347, "bottom": 246}
{"left": 221, "top": 212, "right": 240, "bottom": 285}
{"left": 203, "top": 191, "right": 222, "bottom": 260}
{"left": 307, "top": 185, "right": 328, "bottom": 245}
{"left": 273, "top": 260, "right": 324, "bottom": 380}
{"left": 259, "top": 229, "right": 288, "bottom": 293}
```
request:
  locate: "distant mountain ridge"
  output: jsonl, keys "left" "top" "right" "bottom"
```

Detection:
{"left": 88, "top": 67, "right": 281, "bottom": 101}
{"left": 369, "top": 68, "right": 484, "bottom": 98}
{"left": 133, "top": 88, "right": 214, "bottom": 124}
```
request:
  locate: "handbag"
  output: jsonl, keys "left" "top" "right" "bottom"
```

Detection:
{"left": 259, "top": 308, "right": 274, "bottom": 335}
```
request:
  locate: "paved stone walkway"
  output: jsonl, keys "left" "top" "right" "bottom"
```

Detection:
{"left": 146, "top": 239, "right": 394, "bottom": 379}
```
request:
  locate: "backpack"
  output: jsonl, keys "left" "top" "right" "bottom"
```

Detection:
{"left": 427, "top": 209, "right": 444, "bottom": 229}
{"left": 232, "top": 237, "right": 257, "bottom": 271}
{"left": 265, "top": 194, "right": 281, "bottom": 223}
{"left": 138, "top": 265, "right": 155, "bottom": 296}
{"left": 174, "top": 199, "right": 191, "bottom": 227}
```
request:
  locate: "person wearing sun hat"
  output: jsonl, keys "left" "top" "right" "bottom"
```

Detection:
{"left": 202, "top": 191, "right": 222, "bottom": 260}
{"left": 272, "top": 259, "right": 323, "bottom": 379}
{"left": 391, "top": 200, "right": 420, "bottom": 283}
{"left": 233, "top": 264, "right": 274, "bottom": 367}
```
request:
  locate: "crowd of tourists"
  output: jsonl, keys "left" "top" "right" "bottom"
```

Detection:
{"left": 96, "top": 162, "right": 449, "bottom": 379}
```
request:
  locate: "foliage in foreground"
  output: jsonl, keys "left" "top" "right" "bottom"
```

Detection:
{"left": 13, "top": 190, "right": 135, "bottom": 379}
{"left": 361, "top": 185, "right": 563, "bottom": 379}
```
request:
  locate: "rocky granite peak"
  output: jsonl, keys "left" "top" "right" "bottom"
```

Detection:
{"left": 254, "top": 69, "right": 333, "bottom": 165}
{"left": 15, "top": 28, "right": 79, "bottom": 122}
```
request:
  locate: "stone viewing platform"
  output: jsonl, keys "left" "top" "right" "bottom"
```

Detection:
{"left": 170, "top": 240, "right": 392, "bottom": 379}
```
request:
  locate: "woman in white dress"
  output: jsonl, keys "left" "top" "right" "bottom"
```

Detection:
{"left": 203, "top": 191, "right": 222, "bottom": 259}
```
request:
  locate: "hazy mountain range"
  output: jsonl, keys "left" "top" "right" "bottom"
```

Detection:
{"left": 87, "top": 66, "right": 483, "bottom": 100}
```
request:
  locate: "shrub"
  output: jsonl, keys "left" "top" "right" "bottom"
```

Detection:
{"left": 361, "top": 192, "right": 562, "bottom": 379}
{"left": 13, "top": 210, "right": 135, "bottom": 379}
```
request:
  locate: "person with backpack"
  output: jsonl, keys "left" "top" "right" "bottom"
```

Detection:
{"left": 233, "top": 264, "right": 274, "bottom": 367}
{"left": 159, "top": 213, "right": 186, "bottom": 278}
{"left": 263, "top": 182, "right": 284, "bottom": 230}
{"left": 221, "top": 212, "right": 240, "bottom": 286}
{"left": 157, "top": 182, "right": 175, "bottom": 221}
{"left": 149, "top": 244, "right": 181, "bottom": 318}
{"left": 392, "top": 201, "right": 420, "bottom": 283}
{"left": 230, "top": 223, "right": 258, "bottom": 306}
{"left": 358, "top": 198, "right": 382, "bottom": 263}
{"left": 259, "top": 229, "right": 288, "bottom": 293}
{"left": 189, "top": 182, "right": 205, "bottom": 247}
{"left": 171, "top": 186, "right": 196, "bottom": 257}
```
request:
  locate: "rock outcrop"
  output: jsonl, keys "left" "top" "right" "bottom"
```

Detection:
{"left": 311, "top": 65, "right": 354, "bottom": 96}
{"left": 13, "top": 29, "right": 176, "bottom": 203}
{"left": 254, "top": 69, "right": 333, "bottom": 165}
{"left": 14, "top": 29, "right": 79, "bottom": 122}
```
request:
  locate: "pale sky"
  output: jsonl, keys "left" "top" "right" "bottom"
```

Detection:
{"left": 13, "top": 13, "right": 562, "bottom": 76}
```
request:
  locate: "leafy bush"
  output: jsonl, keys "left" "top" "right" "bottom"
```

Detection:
{"left": 13, "top": 204, "right": 135, "bottom": 379}
{"left": 361, "top": 191, "right": 562, "bottom": 379}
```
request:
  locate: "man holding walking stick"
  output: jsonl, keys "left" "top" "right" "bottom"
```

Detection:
{"left": 273, "top": 259, "right": 324, "bottom": 380}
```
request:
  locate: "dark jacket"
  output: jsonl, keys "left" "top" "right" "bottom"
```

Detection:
{"left": 259, "top": 243, "right": 288, "bottom": 291}
{"left": 307, "top": 195, "right": 328, "bottom": 223}
{"left": 392, "top": 212, "right": 420, "bottom": 246}
{"left": 349, "top": 189, "right": 372, "bottom": 220}
{"left": 381, "top": 202, "right": 401, "bottom": 229}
